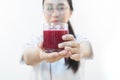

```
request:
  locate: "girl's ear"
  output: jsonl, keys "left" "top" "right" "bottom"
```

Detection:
{"left": 69, "top": 11, "right": 73, "bottom": 18}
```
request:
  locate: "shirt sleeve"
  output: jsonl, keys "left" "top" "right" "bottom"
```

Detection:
{"left": 20, "top": 35, "right": 42, "bottom": 64}
{"left": 24, "top": 35, "right": 42, "bottom": 48}
{"left": 75, "top": 33, "right": 93, "bottom": 59}
{"left": 76, "top": 33, "right": 89, "bottom": 42}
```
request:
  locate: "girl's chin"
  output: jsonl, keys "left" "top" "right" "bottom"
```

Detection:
{"left": 50, "top": 21, "right": 66, "bottom": 23}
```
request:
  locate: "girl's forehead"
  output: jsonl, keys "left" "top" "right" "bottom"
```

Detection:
{"left": 44, "top": 0, "right": 68, "bottom": 5}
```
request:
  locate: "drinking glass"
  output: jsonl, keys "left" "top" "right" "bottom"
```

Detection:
{"left": 43, "top": 23, "right": 69, "bottom": 53}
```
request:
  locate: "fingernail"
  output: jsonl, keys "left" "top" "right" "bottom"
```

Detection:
{"left": 62, "top": 35, "right": 66, "bottom": 40}
{"left": 58, "top": 43, "right": 63, "bottom": 48}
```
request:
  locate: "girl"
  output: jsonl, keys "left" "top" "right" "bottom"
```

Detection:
{"left": 22, "top": 0, "right": 93, "bottom": 80}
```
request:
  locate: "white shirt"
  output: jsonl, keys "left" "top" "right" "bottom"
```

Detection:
{"left": 21, "top": 33, "right": 88, "bottom": 80}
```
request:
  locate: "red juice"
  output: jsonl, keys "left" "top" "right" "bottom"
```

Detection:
{"left": 43, "top": 30, "right": 68, "bottom": 52}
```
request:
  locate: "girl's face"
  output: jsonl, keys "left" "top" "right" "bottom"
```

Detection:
{"left": 43, "top": 0, "right": 72, "bottom": 23}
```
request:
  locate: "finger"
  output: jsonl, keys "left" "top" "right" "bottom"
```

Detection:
{"left": 39, "top": 52, "right": 47, "bottom": 60}
{"left": 46, "top": 51, "right": 68, "bottom": 62}
{"left": 59, "top": 50, "right": 72, "bottom": 58}
{"left": 62, "top": 34, "right": 75, "bottom": 41}
{"left": 64, "top": 51, "right": 72, "bottom": 58}
{"left": 70, "top": 54, "right": 80, "bottom": 61}
{"left": 46, "top": 56, "right": 62, "bottom": 63}
{"left": 64, "top": 46, "right": 79, "bottom": 54}
{"left": 59, "top": 50, "right": 68, "bottom": 56}
{"left": 58, "top": 41, "right": 80, "bottom": 48}
{"left": 45, "top": 52, "right": 59, "bottom": 59}
{"left": 46, "top": 53, "right": 64, "bottom": 63}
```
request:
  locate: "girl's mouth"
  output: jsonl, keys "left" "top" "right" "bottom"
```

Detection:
{"left": 51, "top": 20, "right": 59, "bottom": 22}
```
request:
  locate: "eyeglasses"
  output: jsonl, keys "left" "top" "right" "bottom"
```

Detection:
{"left": 44, "top": 5, "right": 68, "bottom": 15}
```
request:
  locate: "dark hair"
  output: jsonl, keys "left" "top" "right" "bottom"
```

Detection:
{"left": 42, "top": 0, "right": 80, "bottom": 73}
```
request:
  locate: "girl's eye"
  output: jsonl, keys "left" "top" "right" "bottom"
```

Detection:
{"left": 47, "top": 6, "right": 53, "bottom": 11}
{"left": 57, "top": 6, "right": 65, "bottom": 11}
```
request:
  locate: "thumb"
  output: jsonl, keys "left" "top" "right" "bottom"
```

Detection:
{"left": 38, "top": 42, "right": 43, "bottom": 49}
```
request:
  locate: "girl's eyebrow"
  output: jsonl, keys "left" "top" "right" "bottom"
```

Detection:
{"left": 44, "top": 3, "right": 53, "bottom": 6}
{"left": 58, "top": 3, "right": 65, "bottom": 6}
{"left": 45, "top": 3, "right": 65, "bottom": 6}
{"left": 58, "top": 3, "right": 65, "bottom": 5}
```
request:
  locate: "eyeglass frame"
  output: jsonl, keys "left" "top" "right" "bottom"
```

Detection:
{"left": 43, "top": 4, "right": 69, "bottom": 15}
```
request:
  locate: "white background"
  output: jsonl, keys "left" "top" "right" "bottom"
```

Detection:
{"left": 0, "top": 0, "right": 120, "bottom": 80}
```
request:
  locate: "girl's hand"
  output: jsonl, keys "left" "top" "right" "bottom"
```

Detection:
{"left": 43, "top": 50, "right": 69, "bottom": 63}
{"left": 38, "top": 42, "right": 69, "bottom": 63}
{"left": 58, "top": 34, "right": 81, "bottom": 61}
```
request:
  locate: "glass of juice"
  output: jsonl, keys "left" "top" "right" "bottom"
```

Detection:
{"left": 43, "top": 23, "right": 69, "bottom": 53}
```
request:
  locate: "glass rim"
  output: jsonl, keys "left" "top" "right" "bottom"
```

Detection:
{"left": 43, "top": 22, "right": 68, "bottom": 30}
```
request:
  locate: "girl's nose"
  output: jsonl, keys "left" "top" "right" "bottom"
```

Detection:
{"left": 52, "top": 9, "right": 59, "bottom": 16}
